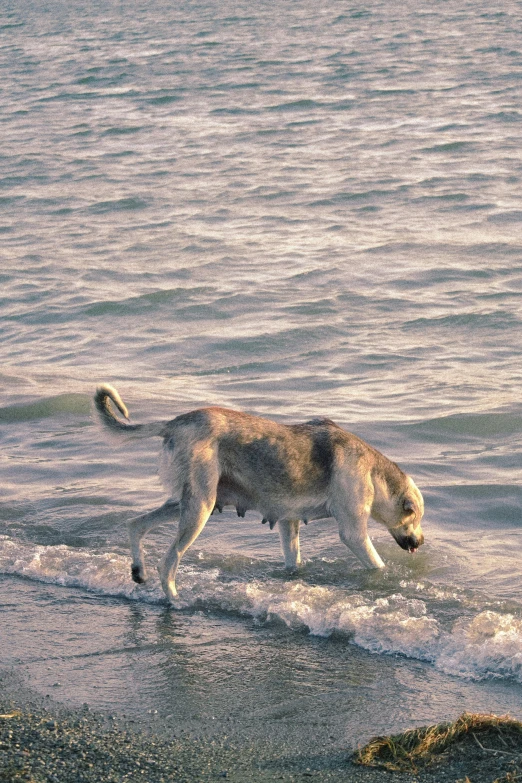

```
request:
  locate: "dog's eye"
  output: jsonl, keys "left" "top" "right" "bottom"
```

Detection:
{"left": 403, "top": 499, "right": 415, "bottom": 514}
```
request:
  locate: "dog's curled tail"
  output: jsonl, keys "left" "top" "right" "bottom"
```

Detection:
{"left": 94, "top": 384, "right": 165, "bottom": 439}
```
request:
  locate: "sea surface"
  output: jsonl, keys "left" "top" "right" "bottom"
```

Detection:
{"left": 1, "top": 0, "right": 522, "bottom": 752}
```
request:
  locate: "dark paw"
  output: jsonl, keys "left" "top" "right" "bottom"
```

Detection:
{"left": 131, "top": 565, "right": 145, "bottom": 584}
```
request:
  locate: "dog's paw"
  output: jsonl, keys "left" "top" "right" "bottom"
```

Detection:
{"left": 162, "top": 581, "right": 178, "bottom": 602}
{"left": 157, "top": 562, "right": 178, "bottom": 602}
{"left": 131, "top": 564, "right": 146, "bottom": 584}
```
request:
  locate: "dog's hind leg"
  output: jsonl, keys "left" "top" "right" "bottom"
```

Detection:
{"left": 128, "top": 501, "right": 180, "bottom": 584}
{"left": 278, "top": 519, "right": 301, "bottom": 571}
{"left": 159, "top": 478, "right": 217, "bottom": 602}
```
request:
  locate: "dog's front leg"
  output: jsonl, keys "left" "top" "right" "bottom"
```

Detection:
{"left": 335, "top": 510, "right": 385, "bottom": 570}
{"left": 278, "top": 519, "right": 301, "bottom": 571}
{"left": 339, "top": 523, "right": 385, "bottom": 569}
{"left": 128, "top": 501, "right": 180, "bottom": 584}
{"left": 331, "top": 473, "right": 384, "bottom": 570}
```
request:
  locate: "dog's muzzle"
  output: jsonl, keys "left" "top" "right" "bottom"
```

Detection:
{"left": 393, "top": 531, "right": 424, "bottom": 553}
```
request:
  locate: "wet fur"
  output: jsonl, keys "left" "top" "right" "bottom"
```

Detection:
{"left": 94, "top": 384, "right": 425, "bottom": 602}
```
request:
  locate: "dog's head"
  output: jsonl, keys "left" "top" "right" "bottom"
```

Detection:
{"left": 372, "top": 475, "right": 425, "bottom": 553}
{"left": 389, "top": 489, "right": 424, "bottom": 553}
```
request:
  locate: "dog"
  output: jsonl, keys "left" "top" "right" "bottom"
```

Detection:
{"left": 94, "top": 384, "right": 424, "bottom": 602}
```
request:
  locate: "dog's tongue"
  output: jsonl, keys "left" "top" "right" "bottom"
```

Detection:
{"left": 408, "top": 547, "right": 418, "bottom": 554}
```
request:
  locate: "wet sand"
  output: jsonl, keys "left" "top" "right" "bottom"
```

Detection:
{"left": 3, "top": 577, "right": 522, "bottom": 783}
{"left": 1, "top": 668, "right": 520, "bottom": 783}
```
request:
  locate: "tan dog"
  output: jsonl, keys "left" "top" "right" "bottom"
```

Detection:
{"left": 95, "top": 384, "right": 424, "bottom": 602}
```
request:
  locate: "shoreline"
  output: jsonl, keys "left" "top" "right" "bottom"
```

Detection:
{"left": 1, "top": 669, "right": 520, "bottom": 783}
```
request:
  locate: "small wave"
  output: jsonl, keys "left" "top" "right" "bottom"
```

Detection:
{"left": 402, "top": 408, "right": 522, "bottom": 440}
{"left": 87, "top": 197, "right": 148, "bottom": 214}
{"left": 309, "top": 187, "right": 403, "bottom": 207}
{"left": 485, "top": 110, "right": 521, "bottom": 123}
{"left": 211, "top": 107, "right": 259, "bottom": 116}
{"left": 421, "top": 141, "right": 474, "bottom": 153}
{"left": 0, "top": 393, "right": 91, "bottom": 423}
{"left": 488, "top": 211, "right": 522, "bottom": 224}
{"left": 267, "top": 99, "right": 325, "bottom": 112}
{"left": 146, "top": 93, "right": 183, "bottom": 105}
{"left": 101, "top": 126, "right": 144, "bottom": 136}
{"left": 83, "top": 286, "right": 214, "bottom": 317}
{"left": 2, "top": 537, "right": 522, "bottom": 684}
{"left": 36, "top": 91, "right": 101, "bottom": 103}
{"left": 367, "top": 88, "right": 417, "bottom": 96}
{"left": 403, "top": 310, "right": 517, "bottom": 331}
{"left": 76, "top": 73, "right": 129, "bottom": 87}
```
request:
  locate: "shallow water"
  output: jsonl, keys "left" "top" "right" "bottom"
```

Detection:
{"left": 1, "top": 0, "right": 522, "bottom": 743}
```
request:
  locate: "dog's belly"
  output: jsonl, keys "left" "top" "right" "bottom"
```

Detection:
{"left": 278, "top": 500, "right": 331, "bottom": 523}
{"left": 214, "top": 477, "right": 329, "bottom": 523}
{"left": 214, "top": 476, "right": 254, "bottom": 518}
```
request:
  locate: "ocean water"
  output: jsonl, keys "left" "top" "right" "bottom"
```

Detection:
{"left": 1, "top": 0, "right": 522, "bottom": 749}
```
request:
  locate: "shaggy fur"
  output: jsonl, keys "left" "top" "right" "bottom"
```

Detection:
{"left": 94, "top": 384, "right": 424, "bottom": 601}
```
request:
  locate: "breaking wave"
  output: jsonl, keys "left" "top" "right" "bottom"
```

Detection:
{"left": 2, "top": 535, "right": 522, "bottom": 684}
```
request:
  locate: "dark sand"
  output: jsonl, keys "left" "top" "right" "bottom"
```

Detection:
{"left": 1, "top": 669, "right": 520, "bottom": 783}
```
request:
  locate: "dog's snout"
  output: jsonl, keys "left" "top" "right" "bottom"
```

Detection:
{"left": 408, "top": 533, "right": 420, "bottom": 551}
{"left": 394, "top": 531, "right": 424, "bottom": 553}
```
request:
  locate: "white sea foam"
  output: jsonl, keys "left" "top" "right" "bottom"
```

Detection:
{"left": 0, "top": 536, "right": 163, "bottom": 602}
{"left": 2, "top": 536, "right": 522, "bottom": 684}
{"left": 436, "top": 611, "right": 522, "bottom": 681}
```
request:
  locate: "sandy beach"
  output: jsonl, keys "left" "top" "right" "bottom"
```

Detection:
{"left": 2, "top": 666, "right": 521, "bottom": 783}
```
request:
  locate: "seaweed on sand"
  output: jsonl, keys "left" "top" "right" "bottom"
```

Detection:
{"left": 353, "top": 712, "right": 522, "bottom": 773}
